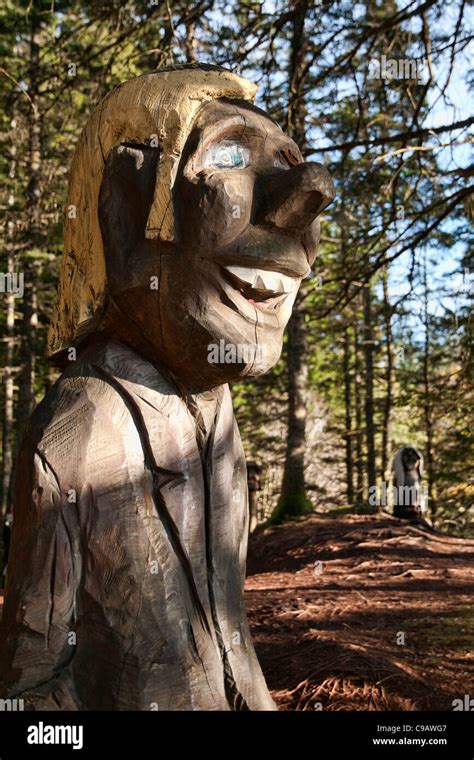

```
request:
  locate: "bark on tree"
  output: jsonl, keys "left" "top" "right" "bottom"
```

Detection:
{"left": 354, "top": 321, "right": 365, "bottom": 502}
{"left": 422, "top": 256, "right": 435, "bottom": 515}
{"left": 1, "top": 121, "right": 17, "bottom": 518}
{"left": 17, "top": 20, "right": 40, "bottom": 439}
{"left": 2, "top": 250, "right": 15, "bottom": 518}
{"left": 343, "top": 323, "right": 354, "bottom": 504}
{"left": 184, "top": 21, "right": 197, "bottom": 61}
{"left": 274, "top": 0, "right": 313, "bottom": 521}
{"left": 381, "top": 261, "right": 394, "bottom": 483}
{"left": 276, "top": 294, "right": 313, "bottom": 519}
{"left": 363, "top": 282, "right": 377, "bottom": 503}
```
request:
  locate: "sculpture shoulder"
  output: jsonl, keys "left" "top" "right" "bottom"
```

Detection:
{"left": 27, "top": 342, "right": 139, "bottom": 464}
{"left": 27, "top": 363, "right": 108, "bottom": 453}
{"left": 12, "top": 340, "right": 159, "bottom": 523}
{"left": 28, "top": 339, "right": 174, "bottom": 470}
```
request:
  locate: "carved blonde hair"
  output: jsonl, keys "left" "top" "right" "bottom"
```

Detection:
{"left": 47, "top": 65, "right": 257, "bottom": 358}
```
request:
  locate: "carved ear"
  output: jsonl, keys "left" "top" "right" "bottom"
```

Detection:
{"left": 98, "top": 143, "right": 160, "bottom": 291}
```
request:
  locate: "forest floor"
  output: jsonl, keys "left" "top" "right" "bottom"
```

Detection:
{"left": 246, "top": 511, "right": 474, "bottom": 711}
{"left": 0, "top": 511, "right": 472, "bottom": 712}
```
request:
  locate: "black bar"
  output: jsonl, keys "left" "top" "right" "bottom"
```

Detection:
{"left": 0, "top": 710, "right": 472, "bottom": 758}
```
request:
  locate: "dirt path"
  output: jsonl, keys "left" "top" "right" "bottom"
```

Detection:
{"left": 245, "top": 512, "right": 474, "bottom": 711}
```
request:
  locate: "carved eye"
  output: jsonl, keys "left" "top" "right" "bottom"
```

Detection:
{"left": 204, "top": 141, "right": 250, "bottom": 170}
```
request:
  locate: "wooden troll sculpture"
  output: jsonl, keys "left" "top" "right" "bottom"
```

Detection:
{"left": 392, "top": 445, "right": 425, "bottom": 519}
{"left": 0, "top": 64, "right": 335, "bottom": 710}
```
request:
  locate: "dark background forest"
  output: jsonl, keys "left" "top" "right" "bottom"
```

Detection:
{"left": 1, "top": 0, "right": 472, "bottom": 535}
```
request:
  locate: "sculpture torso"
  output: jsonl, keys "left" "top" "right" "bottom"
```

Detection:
{"left": 0, "top": 338, "right": 275, "bottom": 710}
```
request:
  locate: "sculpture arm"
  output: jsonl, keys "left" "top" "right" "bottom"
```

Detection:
{"left": 0, "top": 436, "right": 80, "bottom": 706}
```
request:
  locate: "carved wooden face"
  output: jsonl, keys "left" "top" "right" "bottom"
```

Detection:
{"left": 99, "top": 99, "right": 335, "bottom": 391}
{"left": 402, "top": 447, "right": 421, "bottom": 472}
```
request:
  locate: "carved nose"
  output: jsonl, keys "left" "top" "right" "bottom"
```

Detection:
{"left": 257, "top": 162, "right": 335, "bottom": 233}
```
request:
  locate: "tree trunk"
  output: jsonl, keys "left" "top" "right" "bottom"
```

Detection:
{"left": 363, "top": 282, "right": 377, "bottom": 504}
{"left": 248, "top": 492, "right": 258, "bottom": 534}
{"left": 275, "top": 294, "right": 313, "bottom": 520}
{"left": 184, "top": 21, "right": 197, "bottom": 61}
{"left": 2, "top": 246, "right": 16, "bottom": 518}
{"left": 285, "top": 2, "right": 308, "bottom": 152}
{"left": 422, "top": 257, "right": 435, "bottom": 515}
{"left": 343, "top": 323, "right": 354, "bottom": 503}
{"left": 381, "top": 261, "right": 394, "bottom": 484}
{"left": 16, "top": 21, "right": 41, "bottom": 440}
{"left": 1, "top": 120, "right": 17, "bottom": 517}
{"left": 354, "top": 322, "right": 365, "bottom": 502}
{"left": 272, "top": 0, "right": 312, "bottom": 522}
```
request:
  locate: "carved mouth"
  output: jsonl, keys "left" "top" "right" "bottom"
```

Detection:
{"left": 221, "top": 266, "right": 299, "bottom": 312}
